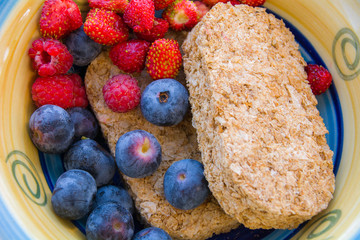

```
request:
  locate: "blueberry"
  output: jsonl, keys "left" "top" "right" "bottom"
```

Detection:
{"left": 93, "top": 185, "right": 134, "bottom": 214}
{"left": 29, "top": 104, "right": 75, "bottom": 154}
{"left": 64, "top": 139, "right": 116, "bottom": 187}
{"left": 140, "top": 78, "right": 189, "bottom": 126}
{"left": 115, "top": 130, "right": 162, "bottom": 178}
{"left": 51, "top": 169, "right": 97, "bottom": 220}
{"left": 67, "top": 107, "right": 99, "bottom": 140}
{"left": 64, "top": 25, "right": 102, "bottom": 66}
{"left": 86, "top": 202, "right": 134, "bottom": 240}
{"left": 163, "top": 159, "right": 210, "bottom": 210}
{"left": 133, "top": 227, "right": 172, "bottom": 240}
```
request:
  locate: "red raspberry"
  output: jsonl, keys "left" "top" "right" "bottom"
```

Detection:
{"left": 163, "top": 0, "right": 199, "bottom": 31}
{"left": 123, "top": 0, "right": 155, "bottom": 32}
{"left": 32, "top": 74, "right": 88, "bottom": 109}
{"left": 135, "top": 18, "right": 169, "bottom": 42}
{"left": 305, "top": 64, "right": 333, "bottom": 95}
{"left": 28, "top": 38, "right": 73, "bottom": 77}
{"left": 194, "top": 1, "right": 209, "bottom": 20}
{"left": 102, "top": 74, "right": 141, "bottom": 113}
{"left": 40, "top": 0, "right": 82, "bottom": 39}
{"left": 88, "top": 0, "right": 129, "bottom": 14}
{"left": 146, "top": 39, "right": 182, "bottom": 80}
{"left": 110, "top": 39, "right": 150, "bottom": 73}
{"left": 84, "top": 8, "right": 129, "bottom": 46}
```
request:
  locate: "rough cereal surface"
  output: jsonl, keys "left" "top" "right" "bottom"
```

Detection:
{"left": 84, "top": 31, "right": 239, "bottom": 240}
{"left": 182, "top": 3, "right": 335, "bottom": 230}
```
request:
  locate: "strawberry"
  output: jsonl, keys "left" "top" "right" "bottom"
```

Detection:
{"left": 39, "top": 0, "right": 83, "bottom": 39}
{"left": 31, "top": 74, "right": 88, "bottom": 109}
{"left": 162, "top": 0, "right": 198, "bottom": 31}
{"left": 240, "top": 0, "right": 266, "bottom": 7}
{"left": 123, "top": 0, "right": 155, "bottom": 32}
{"left": 146, "top": 39, "right": 182, "bottom": 80}
{"left": 109, "top": 39, "right": 151, "bottom": 73}
{"left": 200, "top": 0, "right": 228, "bottom": 7}
{"left": 135, "top": 18, "right": 169, "bottom": 42}
{"left": 84, "top": 8, "right": 129, "bottom": 46}
{"left": 194, "top": 1, "right": 209, "bottom": 20}
{"left": 154, "top": 0, "right": 176, "bottom": 10}
{"left": 305, "top": 64, "right": 332, "bottom": 95}
{"left": 88, "top": 0, "right": 129, "bottom": 14}
{"left": 28, "top": 38, "right": 73, "bottom": 77}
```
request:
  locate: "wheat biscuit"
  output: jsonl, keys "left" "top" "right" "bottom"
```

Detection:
{"left": 182, "top": 3, "right": 335, "bottom": 229}
{"left": 84, "top": 32, "right": 239, "bottom": 239}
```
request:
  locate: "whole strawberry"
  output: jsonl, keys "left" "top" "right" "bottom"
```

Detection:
{"left": 32, "top": 74, "right": 88, "bottom": 109}
{"left": 240, "top": 0, "right": 266, "bottom": 7}
{"left": 305, "top": 64, "right": 332, "bottom": 95}
{"left": 154, "top": 0, "right": 176, "bottom": 10}
{"left": 40, "top": 0, "right": 82, "bottom": 39}
{"left": 28, "top": 38, "right": 73, "bottom": 77}
{"left": 163, "top": 0, "right": 199, "bottom": 31}
{"left": 84, "top": 8, "right": 129, "bottom": 46}
{"left": 109, "top": 40, "right": 151, "bottom": 73}
{"left": 123, "top": 0, "right": 155, "bottom": 32}
{"left": 228, "top": 0, "right": 241, "bottom": 5}
{"left": 102, "top": 74, "right": 141, "bottom": 113}
{"left": 135, "top": 18, "right": 169, "bottom": 42}
{"left": 200, "top": 0, "right": 228, "bottom": 7}
{"left": 88, "top": 0, "right": 129, "bottom": 14}
{"left": 194, "top": 1, "right": 209, "bottom": 20}
{"left": 146, "top": 39, "right": 182, "bottom": 80}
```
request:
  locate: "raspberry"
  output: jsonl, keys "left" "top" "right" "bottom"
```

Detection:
{"left": 123, "top": 0, "right": 155, "bottom": 32}
{"left": 88, "top": 0, "right": 129, "bottom": 14}
{"left": 28, "top": 38, "right": 73, "bottom": 77}
{"left": 135, "top": 18, "right": 169, "bottom": 42}
{"left": 109, "top": 40, "right": 150, "bottom": 73}
{"left": 32, "top": 74, "right": 88, "bottom": 109}
{"left": 84, "top": 8, "right": 129, "bottom": 46}
{"left": 102, "top": 74, "right": 141, "bottom": 113}
{"left": 305, "top": 64, "right": 333, "bottom": 95}
{"left": 40, "top": 0, "right": 82, "bottom": 39}
{"left": 194, "top": 1, "right": 210, "bottom": 20}
{"left": 146, "top": 39, "right": 182, "bottom": 80}
{"left": 162, "top": 0, "right": 199, "bottom": 31}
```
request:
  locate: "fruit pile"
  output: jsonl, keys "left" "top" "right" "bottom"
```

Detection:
{"left": 26, "top": 0, "right": 333, "bottom": 239}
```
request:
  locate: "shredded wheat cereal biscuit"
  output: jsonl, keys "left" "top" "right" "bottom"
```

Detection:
{"left": 182, "top": 3, "right": 335, "bottom": 229}
{"left": 84, "top": 31, "right": 239, "bottom": 239}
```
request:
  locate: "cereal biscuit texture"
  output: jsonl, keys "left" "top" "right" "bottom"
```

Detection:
{"left": 182, "top": 3, "right": 335, "bottom": 229}
{"left": 84, "top": 33, "right": 239, "bottom": 239}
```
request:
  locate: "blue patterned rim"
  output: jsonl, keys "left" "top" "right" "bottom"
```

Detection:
{"left": 39, "top": 8, "right": 344, "bottom": 240}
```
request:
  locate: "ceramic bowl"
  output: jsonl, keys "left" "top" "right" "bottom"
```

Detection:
{"left": 1, "top": 0, "right": 359, "bottom": 239}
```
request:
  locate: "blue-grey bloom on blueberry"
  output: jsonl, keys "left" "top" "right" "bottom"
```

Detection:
{"left": 51, "top": 169, "right": 97, "bottom": 220}
{"left": 115, "top": 130, "right": 162, "bottom": 178}
{"left": 133, "top": 227, "right": 172, "bottom": 240}
{"left": 86, "top": 202, "right": 134, "bottom": 240}
{"left": 93, "top": 185, "right": 134, "bottom": 214}
{"left": 67, "top": 107, "right": 99, "bottom": 140}
{"left": 163, "top": 159, "right": 210, "bottom": 210}
{"left": 64, "top": 139, "right": 116, "bottom": 187}
{"left": 140, "top": 78, "right": 189, "bottom": 126}
{"left": 29, "top": 104, "right": 75, "bottom": 154}
{"left": 64, "top": 25, "right": 102, "bottom": 66}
